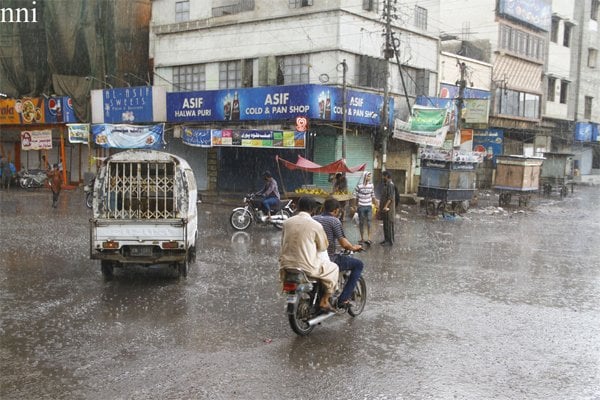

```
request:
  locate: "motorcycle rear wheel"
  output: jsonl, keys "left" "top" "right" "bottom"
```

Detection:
{"left": 288, "top": 298, "right": 315, "bottom": 336}
{"left": 230, "top": 209, "right": 252, "bottom": 230}
{"left": 348, "top": 276, "right": 367, "bottom": 317}
{"left": 273, "top": 209, "right": 292, "bottom": 230}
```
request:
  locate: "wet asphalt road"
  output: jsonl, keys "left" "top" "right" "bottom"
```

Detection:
{"left": 1, "top": 186, "right": 599, "bottom": 399}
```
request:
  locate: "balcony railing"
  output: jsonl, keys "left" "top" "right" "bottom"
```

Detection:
{"left": 212, "top": 0, "right": 255, "bottom": 17}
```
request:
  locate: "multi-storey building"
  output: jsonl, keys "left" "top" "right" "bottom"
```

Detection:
{"left": 150, "top": 0, "right": 440, "bottom": 193}
{"left": 440, "top": 0, "right": 551, "bottom": 158}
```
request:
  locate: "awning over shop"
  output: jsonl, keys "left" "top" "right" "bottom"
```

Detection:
{"left": 276, "top": 155, "right": 365, "bottom": 174}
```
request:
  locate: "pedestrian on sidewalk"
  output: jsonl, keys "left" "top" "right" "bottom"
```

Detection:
{"left": 379, "top": 170, "right": 395, "bottom": 246}
{"left": 353, "top": 171, "right": 377, "bottom": 245}
{"left": 47, "top": 164, "right": 62, "bottom": 208}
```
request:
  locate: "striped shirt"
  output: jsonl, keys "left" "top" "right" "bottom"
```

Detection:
{"left": 354, "top": 183, "right": 375, "bottom": 207}
{"left": 313, "top": 213, "right": 345, "bottom": 259}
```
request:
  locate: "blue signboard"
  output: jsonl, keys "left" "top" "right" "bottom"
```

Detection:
{"left": 167, "top": 84, "right": 390, "bottom": 126}
{"left": 102, "top": 86, "right": 154, "bottom": 123}
{"left": 181, "top": 127, "right": 212, "bottom": 147}
{"left": 575, "top": 122, "right": 594, "bottom": 142}
{"left": 473, "top": 128, "right": 504, "bottom": 164}
{"left": 498, "top": 0, "right": 551, "bottom": 31}
{"left": 439, "top": 83, "right": 491, "bottom": 100}
{"left": 44, "top": 96, "right": 77, "bottom": 123}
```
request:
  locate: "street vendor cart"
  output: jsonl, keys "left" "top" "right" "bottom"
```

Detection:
{"left": 276, "top": 155, "right": 365, "bottom": 212}
{"left": 493, "top": 155, "right": 544, "bottom": 207}
{"left": 417, "top": 150, "right": 482, "bottom": 216}
{"left": 540, "top": 152, "right": 574, "bottom": 198}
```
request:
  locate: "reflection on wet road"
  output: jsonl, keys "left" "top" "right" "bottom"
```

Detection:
{"left": 1, "top": 187, "right": 599, "bottom": 399}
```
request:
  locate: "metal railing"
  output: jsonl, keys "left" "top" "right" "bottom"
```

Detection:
{"left": 212, "top": 0, "right": 255, "bottom": 17}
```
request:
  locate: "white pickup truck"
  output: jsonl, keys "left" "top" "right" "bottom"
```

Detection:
{"left": 89, "top": 150, "right": 198, "bottom": 279}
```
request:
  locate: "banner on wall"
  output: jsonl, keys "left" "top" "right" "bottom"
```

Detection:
{"left": 212, "top": 130, "right": 305, "bottom": 148}
{"left": 21, "top": 130, "right": 52, "bottom": 150}
{"left": 181, "top": 127, "right": 212, "bottom": 148}
{"left": 67, "top": 124, "right": 90, "bottom": 144}
{"left": 473, "top": 128, "right": 504, "bottom": 163}
{"left": 393, "top": 106, "right": 451, "bottom": 147}
{"left": 91, "top": 123, "right": 164, "bottom": 149}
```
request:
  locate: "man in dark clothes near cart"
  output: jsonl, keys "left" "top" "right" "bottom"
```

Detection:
{"left": 379, "top": 170, "right": 395, "bottom": 246}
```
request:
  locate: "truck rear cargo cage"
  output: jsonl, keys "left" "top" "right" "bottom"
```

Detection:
{"left": 103, "top": 160, "right": 178, "bottom": 219}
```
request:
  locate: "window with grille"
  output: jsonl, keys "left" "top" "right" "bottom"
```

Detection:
{"left": 584, "top": 96, "right": 593, "bottom": 119}
{"left": 547, "top": 77, "right": 556, "bottom": 102}
{"left": 560, "top": 81, "right": 569, "bottom": 104}
{"left": 219, "top": 61, "right": 242, "bottom": 89}
{"left": 289, "top": 0, "right": 313, "bottom": 8}
{"left": 415, "top": 6, "right": 427, "bottom": 30}
{"left": 592, "top": 0, "right": 599, "bottom": 21}
{"left": 276, "top": 54, "right": 309, "bottom": 85}
{"left": 550, "top": 18, "right": 559, "bottom": 43}
{"left": 499, "top": 24, "right": 544, "bottom": 61}
{"left": 363, "top": 0, "right": 378, "bottom": 12}
{"left": 588, "top": 48, "right": 598, "bottom": 68}
{"left": 563, "top": 23, "right": 572, "bottom": 47}
{"left": 357, "top": 56, "right": 387, "bottom": 90}
{"left": 175, "top": 1, "right": 190, "bottom": 22}
{"left": 172, "top": 64, "right": 206, "bottom": 92}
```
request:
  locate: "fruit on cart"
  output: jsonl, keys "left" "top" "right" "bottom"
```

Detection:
{"left": 294, "top": 187, "right": 329, "bottom": 196}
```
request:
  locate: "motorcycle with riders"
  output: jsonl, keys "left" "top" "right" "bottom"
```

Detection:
{"left": 281, "top": 249, "right": 367, "bottom": 336}
{"left": 230, "top": 193, "right": 294, "bottom": 230}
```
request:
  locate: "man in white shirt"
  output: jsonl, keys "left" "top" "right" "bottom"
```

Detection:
{"left": 279, "top": 196, "right": 339, "bottom": 311}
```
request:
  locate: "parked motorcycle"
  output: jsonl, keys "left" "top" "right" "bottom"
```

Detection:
{"left": 18, "top": 169, "right": 48, "bottom": 189}
{"left": 281, "top": 250, "right": 367, "bottom": 336}
{"left": 230, "top": 193, "right": 295, "bottom": 230}
{"left": 84, "top": 177, "right": 95, "bottom": 208}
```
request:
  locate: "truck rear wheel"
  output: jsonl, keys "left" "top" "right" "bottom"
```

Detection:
{"left": 178, "top": 260, "right": 188, "bottom": 278}
{"left": 101, "top": 261, "right": 114, "bottom": 280}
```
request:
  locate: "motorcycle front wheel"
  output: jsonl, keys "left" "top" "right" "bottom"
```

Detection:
{"left": 348, "top": 276, "right": 367, "bottom": 317}
{"left": 85, "top": 192, "right": 93, "bottom": 209}
{"left": 289, "top": 298, "right": 315, "bottom": 336}
{"left": 19, "top": 178, "right": 30, "bottom": 189}
{"left": 230, "top": 209, "right": 252, "bottom": 230}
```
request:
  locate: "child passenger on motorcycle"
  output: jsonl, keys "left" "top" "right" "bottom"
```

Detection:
{"left": 313, "top": 197, "right": 364, "bottom": 308}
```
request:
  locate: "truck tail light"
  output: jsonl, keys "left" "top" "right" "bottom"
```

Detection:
{"left": 282, "top": 282, "right": 298, "bottom": 292}
{"left": 162, "top": 241, "right": 179, "bottom": 249}
{"left": 102, "top": 240, "right": 119, "bottom": 249}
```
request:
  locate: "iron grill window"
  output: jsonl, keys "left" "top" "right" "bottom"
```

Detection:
{"left": 172, "top": 64, "right": 206, "bottom": 92}
{"left": 104, "top": 161, "right": 177, "bottom": 219}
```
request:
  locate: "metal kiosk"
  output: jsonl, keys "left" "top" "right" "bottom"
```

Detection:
{"left": 418, "top": 158, "right": 478, "bottom": 217}
{"left": 540, "top": 152, "right": 574, "bottom": 198}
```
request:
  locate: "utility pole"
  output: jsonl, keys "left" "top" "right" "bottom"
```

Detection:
{"left": 381, "top": 0, "right": 394, "bottom": 171}
{"left": 456, "top": 61, "right": 467, "bottom": 141}
{"left": 341, "top": 59, "right": 348, "bottom": 160}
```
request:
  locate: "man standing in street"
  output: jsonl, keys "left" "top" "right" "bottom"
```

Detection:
{"left": 279, "top": 196, "right": 339, "bottom": 311}
{"left": 379, "top": 170, "right": 395, "bottom": 246}
{"left": 313, "top": 197, "right": 364, "bottom": 308}
{"left": 47, "top": 164, "right": 62, "bottom": 208}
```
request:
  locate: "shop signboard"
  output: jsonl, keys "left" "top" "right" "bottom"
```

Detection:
{"left": 21, "top": 130, "right": 52, "bottom": 150}
{"left": 91, "top": 123, "right": 164, "bottom": 149}
{"left": 181, "top": 128, "right": 212, "bottom": 148}
{"left": 498, "top": 0, "right": 551, "bottom": 31}
{"left": 167, "top": 84, "right": 391, "bottom": 126}
{"left": 91, "top": 86, "right": 166, "bottom": 124}
{"left": 67, "top": 123, "right": 90, "bottom": 144}
{"left": 45, "top": 96, "right": 77, "bottom": 124}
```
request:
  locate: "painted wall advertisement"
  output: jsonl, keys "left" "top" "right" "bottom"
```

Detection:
{"left": 91, "top": 124, "right": 164, "bottom": 149}
{"left": 473, "top": 128, "right": 504, "bottom": 163}
{"left": 167, "top": 84, "right": 392, "bottom": 126}
{"left": 21, "top": 130, "right": 53, "bottom": 150}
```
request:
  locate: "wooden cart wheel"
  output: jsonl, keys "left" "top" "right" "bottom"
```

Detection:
{"left": 438, "top": 201, "right": 447, "bottom": 217}
{"left": 543, "top": 183, "right": 552, "bottom": 196}
{"left": 499, "top": 193, "right": 510, "bottom": 207}
{"left": 518, "top": 195, "right": 529, "bottom": 207}
{"left": 426, "top": 199, "right": 438, "bottom": 216}
{"left": 452, "top": 200, "right": 469, "bottom": 214}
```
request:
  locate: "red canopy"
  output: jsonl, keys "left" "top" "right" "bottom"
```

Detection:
{"left": 276, "top": 155, "right": 366, "bottom": 174}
